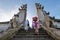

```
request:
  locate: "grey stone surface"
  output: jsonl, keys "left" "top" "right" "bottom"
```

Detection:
{"left": 10, "top": 28, "right": 54, "bottom": 40}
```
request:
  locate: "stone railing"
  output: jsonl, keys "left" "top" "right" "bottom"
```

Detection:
{"left": 0, "top": 24, "right": 23, "bottom": 40}
{"left": 42, "top": 26, "right": 60, "bottom": 40}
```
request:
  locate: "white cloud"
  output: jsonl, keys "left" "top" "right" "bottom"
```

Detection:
{"left": 0, "top": 5, "right": 19, "bottom": 22}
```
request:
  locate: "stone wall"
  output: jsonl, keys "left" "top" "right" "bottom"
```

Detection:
{"left": 0, "top": 22, "right": 11, "bottom": 32}
{"left": 53, "top": 22, "right": 60, "bottom": 28}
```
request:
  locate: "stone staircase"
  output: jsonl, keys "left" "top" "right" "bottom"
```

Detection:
{"left": 10, "top": 28, "right": 55, "bottom": 40}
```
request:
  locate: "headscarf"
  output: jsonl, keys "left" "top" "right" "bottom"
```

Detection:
{"left": 32, "top": 16, "right": 38, "bottom": 21}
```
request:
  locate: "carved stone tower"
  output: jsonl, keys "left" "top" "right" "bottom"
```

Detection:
{"left": 35, "top": 3, "right": 49, "bottom": 28}
{"left": 35, "top": 3, "right": 45, "bottom": 24}
{"left": 18, "top": 4, "right": 27, "bottom": 24}
{"left": 12, "top": 4, "right": 27, "bottom": 28}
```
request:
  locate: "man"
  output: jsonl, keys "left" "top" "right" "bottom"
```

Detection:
{"left": 24, "top": 19, "right": 30, "bottom": 32}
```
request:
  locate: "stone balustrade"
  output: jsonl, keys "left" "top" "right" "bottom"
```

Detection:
{"left": 42, "top": 26, "right": 60, "bottom": 40}
{"left": 0, "top": 24, "right": 23, "bottom": 40}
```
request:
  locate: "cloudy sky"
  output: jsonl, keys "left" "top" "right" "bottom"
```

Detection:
{"left": 0, "top": 0, "right": 60, "bottom": 25}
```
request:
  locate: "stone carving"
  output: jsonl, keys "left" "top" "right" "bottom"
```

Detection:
{"left": 35, "top": 3, "right": 44, "bottom": 10}
{"left": 12, "top": 4, "right": 27, "bottom": 27}
{"left": 35, "top": 3, "right": 45, "bottom": 23}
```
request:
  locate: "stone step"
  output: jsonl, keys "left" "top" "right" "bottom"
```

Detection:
{"left": 17, "top": 29, "right": 47, "bottom": 35}
{"left": 16, "top": 33, "right": 47, "bottom": 35}
{"left": 17, "top": 30, "right": 47, "bottom": 34}
{"left": 18, "top": 28, "right": 46, "bottom": 33}
{"left": 10, "top": 36, "right": 53, "bottom": 40}
{"left": 10, "top": 28, "right": 55, "bottom": 40}
{"left": 14, "top": 35, "right": 49, "bottom": 38}
{"left": 19, "top": 28, "right": 45, "bottom": 32}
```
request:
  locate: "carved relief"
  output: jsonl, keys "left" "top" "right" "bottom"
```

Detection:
{"left": 35, "top": 3, "right": 45, "bottom": 23}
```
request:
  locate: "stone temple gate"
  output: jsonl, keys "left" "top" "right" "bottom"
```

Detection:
{"left": 12, "top": 3, "right": 49, "bottom": 28}
{"left": 0, "top": 3, "right": 54, "bottom": 29}
{"left": 0, "top": 3, "right": 60, "bottom": 40}
{"left": 10, "top": 3, "right": 48, "bottom": 28}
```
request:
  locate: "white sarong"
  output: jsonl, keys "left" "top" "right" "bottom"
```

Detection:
{"left": 24, "top": 20, "right": 29, "bottom": 30}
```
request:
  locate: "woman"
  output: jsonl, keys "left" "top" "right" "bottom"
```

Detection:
{"left": 32, "top": 16, "right": 39, "bottom": 34}
{"left": 34, "top": 21, "right": 39, "bottom": 34}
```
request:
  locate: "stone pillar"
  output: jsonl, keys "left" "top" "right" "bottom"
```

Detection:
{"left": 17, "top": 4, "right": 27, "bottom": 28}
{"left": 9, "top": 4, "right": 27, "bottom": 28}
{"left": 12, "top": 17, "right": 17, "bottom": 28}
{"left": 10, "top": 19, "right": 13, "bottom": 28}
{"left": 35, "top": 3, "right": 50, "bottom": 28}
{"left": 35, "top": 3, "right": 45, "bottom": 26}
{"left": 45, "top": 12, "right": 50, "bottom": 28}
{"left": 19, "top": 4, "right": 27, "bottom": 23}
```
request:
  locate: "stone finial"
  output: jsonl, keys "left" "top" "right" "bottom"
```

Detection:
{"left": 47, "top": 12, "right": 50, "bottom": 15}
{"left": 35, "top": 3, "right": 40, "bottom": 6}
{"left": 53, "top": 16, "right": 55, "bottom": 19}
{"left": 35, "top": 3, "right": 41, "bottom": 9}
{"left": 42, "top": 6, "right": 44, "bottom": 9}
{"left": 19, "top": 8, "right": 20, "bottom": 11}
{"left": 35, "top": 3, "right": 44, "bottom": 10}
{"left": 18, "top": 4, "right": 27, "bottom": 11}
{"left": 46, "top": 12, "right": 50, "bottom": 15}
{"left": 21, "top": 4, "right": 27, "bottom": 10}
